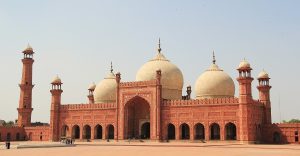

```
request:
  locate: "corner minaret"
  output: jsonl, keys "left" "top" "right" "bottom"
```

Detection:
{"left": 237, "top": 59, "right": 254, "bottom": 104}
{"left": 87, "top": 82, "right": 96, "bottom": 104}
{"left": 17, "top": 44, "right": 35, "bottom": 127}
{"left": 49, "top": 76, "right": 63, "bottom": 141}
{"left": 257, "top": 70, "right": 272, "bottom": 124}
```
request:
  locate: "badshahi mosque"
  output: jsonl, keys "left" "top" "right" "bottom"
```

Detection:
{"left": 0, "top": 40, "right": 299, "bottom": 144}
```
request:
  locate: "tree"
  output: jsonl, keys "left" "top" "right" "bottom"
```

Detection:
{"left": 283, "top": 119, "right": 300, "bottom": 123}
{"left": 2, "top": 121, "right": 15, "bottom": 127}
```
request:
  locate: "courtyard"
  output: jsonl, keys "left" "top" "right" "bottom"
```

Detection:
{"left": 0, "top": 141, "right": 300, "bottom": 156}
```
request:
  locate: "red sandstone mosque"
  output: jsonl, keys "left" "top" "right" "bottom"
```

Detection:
{"left": 0, "top": 41, "right": 299, "bottom": 144}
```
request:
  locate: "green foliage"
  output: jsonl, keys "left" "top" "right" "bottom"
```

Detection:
{"left": 283, "top": 119, "right": 300, "bottom": 123}
{"left": 1, "top": 121, "right": 15, "bottom": 127}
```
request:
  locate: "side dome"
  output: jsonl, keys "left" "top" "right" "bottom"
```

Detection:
{"left": 195, "top": 54, "right": 235, "bottom": 99}
{"left": 258, "top": 70, "right": 269, "bottom": 79}
{"left": 238, "top": 59, "right": 250, "bottom": 69}
{"left": 93, "top": 69, "right": 117, "bottom": 103}
{"left": 136, "top": 40, "right": 184, "bottom": 100}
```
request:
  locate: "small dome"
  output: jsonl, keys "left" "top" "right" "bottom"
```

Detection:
{"left": 51, "top": 75, "right": 62, "bottom": 84}
{"left": 93, "top": 71, "right": 117, "bottom": 103}
{"left": 195, "top": 55, "right": 235, "bottom": 99}
{"left": 136, "top": 40, "right": 183, "bottom": 100}
{"left": 258, "top": 70, "right": 269, "bottom": 79}
{"left": 238, "top": 59, "right": 250, "bottom": 69}
{"left": 88, "top": 82, "right": 96, "bottom": 90}
{"left": 23, "top": 44, "right": 33, "bottom": 53}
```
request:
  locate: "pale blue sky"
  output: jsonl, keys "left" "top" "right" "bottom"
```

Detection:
{"left": 0, "top": 0, "right": 299, "bottom": 123}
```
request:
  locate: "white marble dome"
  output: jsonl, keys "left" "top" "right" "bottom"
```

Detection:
{"left": 136, "top": 43, "right": 184, "bottom": 100}
{"left": 258, "top": 70, "right": 269, "bottom": 79}
{"left": 195, "top": 62, "right": 235, "bottom": 99}
{"left": 93, "top": 71, "right": 117, "bottom": 103}
{"left": 51, "top": 75, "right": 62, "bottom": 84}
{"left": 238, "top": 59, "right": 251, "bottom": 69}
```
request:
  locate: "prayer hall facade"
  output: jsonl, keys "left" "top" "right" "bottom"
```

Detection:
{"left": 0, "top": 41, "right": 299, "bottom": 144}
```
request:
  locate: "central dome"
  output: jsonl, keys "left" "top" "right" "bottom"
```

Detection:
{"left": 195, "top": 54, "right": 235, "bottom": 99}
{"left": 136, "top": 40, "right": 184, "bottom": 100}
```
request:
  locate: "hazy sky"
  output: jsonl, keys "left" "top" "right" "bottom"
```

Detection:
{"left": 0, "top": 0, "right": 299, "bottom": 123}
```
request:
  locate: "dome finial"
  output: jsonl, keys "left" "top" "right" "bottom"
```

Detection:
{"left": 212, "top": 50, "right": 216, "bottom": 64}
{"left": 110, "top": 61, "right": 113, "bottom": 73}
{"left": 158, "top": 38, "right": 162, "bottom": 53}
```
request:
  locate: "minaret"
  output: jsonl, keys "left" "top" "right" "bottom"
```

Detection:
{"left": 49, "top": 76, "right": 63, "bottom": 141}
{"left": 87, "top": 82, "right": 96, "bottom": 104}
{"left": 17, "top": 44, "right": 35, "bottom": 127}
{"left": 237, "top": 59, "right": 254, "bottom": 104}
{"left": 237, "top": 59, "right": 254, "bottom": 142}
{"left": 257, "top": 70, "right": 272, "bottom": 124}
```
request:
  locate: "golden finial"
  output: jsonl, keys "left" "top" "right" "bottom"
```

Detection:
{"left": 158, "top": 38, "right": 161, "bottom": 53}
{"left": 212, "top": 50, "right": 216, "bottom": 64}
{"left": 110, "top": 61, "right": 113, "bottom": 73}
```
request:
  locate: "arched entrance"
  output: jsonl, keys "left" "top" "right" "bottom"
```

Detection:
{"left": 106, "top": 124, "right": 114, "bottom": 139}
{"left": 180, "top": 123, "right": 190, "bottom": 140}
{"left": 83, "top": 125, "right": 91, "bottom": 139}
{"left": 124, "top": 96, "right": 150, "bottom": 139}
{"left": 210, "top": 123, "right": 220, "bottom": 140}
{"left": 194, "top": 123, "right": 205, "bottom": 140}
{"left": 167, "top": 123, "right": 175, "bottom": 140}
{"left": 141, "top": 122, "right": 150, "bottom": 139}
{"left": 94, "top": 124, "right": 103, "bottom": 139}
{"left": 16, "top": 133, "right": 20, "bottom": 141}
{"left": 273, "top": 132, "right": 281, "bottom": 144}
{"left": 28, "top": 132, "right": 32, "bottom": 141}
{"left": 72, "top": 125, "right": 80, "bottom": 139}
{"left": 225, "top": 122, "right": 237, "bottom": 140}
{"left": 6, "top": 133, "right": 11, "bottom": 141}
{"left": 61, "top": 125, "right": 69, "bottom": 137}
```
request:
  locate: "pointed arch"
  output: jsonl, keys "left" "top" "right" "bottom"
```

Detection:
{"left": 225, "top": 122, "right": 236, "bottom": 140}
{"left": 72, "top": 125, "right": 80, "bottom": 139}
{"left": 94, "top": 124, "right": 103, "bottom": 139}
{"left": 180, "top": 123, "right": 190, "bottom": 140}
{"left": 194, "top": 123, "right": 205, "bottom": 140}
{"left": 167, "top": 123, "right": 176, "bottom": 140}
{"left": 83, "top": 125, "right": 91, "bottom": 139}
{"left": 210, "top": 123, "right": 220, "bottom": 140}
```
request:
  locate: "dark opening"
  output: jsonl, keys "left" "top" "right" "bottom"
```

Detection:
{"left": 295, "top": 131, "right": 299, "bottom": 142}
{"left": 273, "top": 132, "right": 281, "bottom": 144}
{"left": 194, "top": 123, "right": 205, "bottom": 140}
{"left": 141, "top": 122, "right": 150, "bottom": 139}
{"left": 210, "top": 123, "right": 220, "bottom": 140}
{"left": 107, "top": 125, "right": 114, "bottom": 139}
{"left": 167, "top": 123, "right": 175, "bottom": 140}
{"left": 16, "top": 133, "right": 20, "bottom": 141}
{"left": 95, "top": 125, "right": 103, "bottom": 139}
{"left": 225, "top": 122, "right": 237, "bottom": 140}
{"left": 6, "top": 133, "right": 11, "bottom": 141}
{"left": 40, "top": 132, "right": 43, "bottom": 141}
{"left": 180, "top": 123, "right": 190, "bottom": 140}
{"left": 83, "top": 125, "right": 91, "bottom": 139}
{"left": 72, "top": 125, "right": 80, "bottom": 139}
{"left": 61, "top": 125, "right": 69, "bottom": 137}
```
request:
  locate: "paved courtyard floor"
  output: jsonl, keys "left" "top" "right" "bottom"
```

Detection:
{"left": 0, "top": 141, "right": 300, "bottom": 156}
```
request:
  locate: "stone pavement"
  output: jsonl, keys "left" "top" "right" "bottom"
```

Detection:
{"left": 0, "top": 141, "right": 300, "bottom": 156}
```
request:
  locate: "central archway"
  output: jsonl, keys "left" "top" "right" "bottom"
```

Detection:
{"left": 124, "top": 96, "right": 150, "bottom": 139}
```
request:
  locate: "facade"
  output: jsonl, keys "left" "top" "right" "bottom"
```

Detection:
{"left": 0, "top": 42, "right": 299, "bottom": 144}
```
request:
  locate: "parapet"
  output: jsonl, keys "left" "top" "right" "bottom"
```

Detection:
{"left": 60, "top": 103, "right": 116, "bottom": 111}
